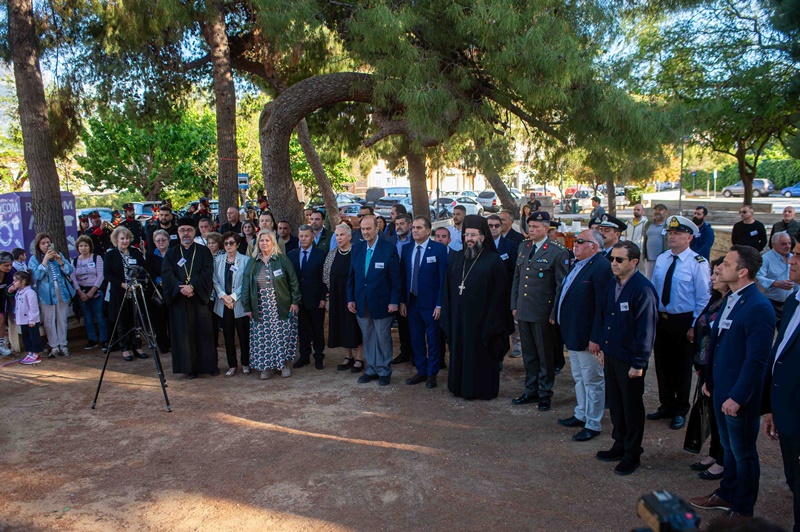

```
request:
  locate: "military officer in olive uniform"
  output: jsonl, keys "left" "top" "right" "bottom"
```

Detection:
{"left": 511, "top": 211, "right": 570, "bottom": 411}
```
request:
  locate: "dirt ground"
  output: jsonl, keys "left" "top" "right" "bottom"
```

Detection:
{"left": 0, "top": 327, "right": 793, "bottom": 532}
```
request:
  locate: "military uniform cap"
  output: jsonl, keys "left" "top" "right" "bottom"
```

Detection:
{"left": 596, "top": 213, "right": 626, "bottom": 232}
{"left": 526, "top": 211, "right": 551, "bottom": 224}
{"left": 666, "top": 215, "right": 699, "bottom": 237}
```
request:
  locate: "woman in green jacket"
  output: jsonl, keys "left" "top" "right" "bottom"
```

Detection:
{"left": 242, "top": 230, "right": 301, "bottom": 380}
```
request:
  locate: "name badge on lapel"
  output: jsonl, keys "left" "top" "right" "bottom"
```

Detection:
{"left": 177, "top": 258, "right": 187, "bottom": 267}
{"left": 500, "top": 253, "right": 509, "bottom": 260}
{"left": 620, "top": 302, "right": 629, "bottom": 311}
{"left": 128, "top": 258, "right": 137, "bottom": 265}
{"left": 427, "top": 256, "right": 436, "bottom": 263}
{"left": 375, "top": 262, "right": 385, "bottom": 269}
{"left": 170, "top": 234, "right": 178, "bottom": 240}
{"left": 274, "top": 269, "right": 283, "bottom": 277}
{"left": 87, "top": 262, "right": 95, "bottom": 268}
{"left": 720, "top": 319, "right": 733, "bottom": 330}
{"left": 749, "top": 230, "right": 758, "bottom": 236}
{"left": 230, "top": 265, "right": 238, "bottom": 272}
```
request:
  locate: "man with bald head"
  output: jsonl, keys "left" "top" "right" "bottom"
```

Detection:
{"left": 625, "top": 204, "right": 647, "bottom": 250}
{"left": 758, "top": 231, "right": 797, "bottom": 329}
{"left": 770, "top": 206, "right": 800, "bottom": 248}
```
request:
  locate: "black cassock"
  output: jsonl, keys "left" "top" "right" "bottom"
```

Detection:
{"left": 162, "top": 243, "right": 218, "bottom": 375}
{"left": 441, "top": 250, "right": 512, "bottom": 400}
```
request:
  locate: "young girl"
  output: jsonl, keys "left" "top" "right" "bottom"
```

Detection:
{"left": 13, "top": 271, "right": 43, "bottom": 365}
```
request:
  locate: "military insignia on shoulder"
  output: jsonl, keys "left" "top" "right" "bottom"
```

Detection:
{"left": 550, "top": 240, "right": 565, "bottom": 249}
{"left": 695, "top": 255, "right": 706, "bottom": 263}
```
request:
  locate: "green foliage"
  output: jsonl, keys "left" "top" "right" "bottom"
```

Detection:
{"left": 715, "top": 159, "right": 800, "bottom": 190}
{"left": 74, "top": 103, "right": 217, "bottom": 199}
{"left": 289, "top": 132, "right": 354, "bottom": 196}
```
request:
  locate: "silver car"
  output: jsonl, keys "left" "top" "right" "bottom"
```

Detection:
{"left": 722, "top": 179, "right": 775, "bottom": 198}
{"left": 476, "top": 189, "right": 523, "bottom": 212}
{"left": 374, "top": 195, "right": 436, "bottom": 220}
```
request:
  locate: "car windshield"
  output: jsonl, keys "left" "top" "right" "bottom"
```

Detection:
{"left": 478, "top": 191, "right": 495, "bottom": 198}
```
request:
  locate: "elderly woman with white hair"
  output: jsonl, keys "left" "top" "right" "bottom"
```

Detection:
{"left": 104, "top": 226, "right": 148, "bottom": 361}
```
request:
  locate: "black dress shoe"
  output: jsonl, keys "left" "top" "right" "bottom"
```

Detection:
{"left": 293, "top": 359, "right": 310, "bottom": 369}
{"left": 391, "top": 355, "right": 410, "bottom": 365}
{"left": 426, "top": 376, "right": 437, "bottom": 389}
{"left": 378, "top": 375, "right": 391, "bottom": 386}
{"left": 690, "top": 461, "right": 714, "bottom": 472}
{"left": 406, "top": 374, "right": 426, "bottom": 385}
{"left": 614, "top": 460, "right": 640, "bottom": 476}
{"left": 440, "top": 360, "right": 446, "bottom": 369}
{"left": 670, "top": 415, "right": 686, "bottom": 430}
{"left": 351, "top": 360, "right": 365, "bottom": 373}
{"left": 699, "top": 469, "right": 724, "bottom": 480}
{"left": 511, "top": 393, "right": 539, "bottom": 405}
{"left": 134, "top": 350, "right": 148, "bottom": 359}
{"left": 596, "top": 447, "right": 626, "bottom": 462}
{"left": 554, "top": 366, "right": 562, "bottom": 375}
{"left": 558, "top": 416, "right": 586, "bottom": 428}
{"left": 647, "top": 409, "right": 670, "bottom": 421}
{"left": 357, "top": 373, "right": 379, "bottom": 384}
{"left": 123, "top": 354, "right": 134, "bottom": 362}
{"left": 337, "top": 358, "right": 355, "bottom": 371}
{"left": 538, "top": 398, "right": 551, "bottom": 411}
{"left": 315, "top": 360, "right": 325, "bottom": 370}
{"left": 572, "top": 428, "right": 601, "bottom": 442}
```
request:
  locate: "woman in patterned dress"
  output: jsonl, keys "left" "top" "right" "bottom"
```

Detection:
{"left": 322, "top": 224, "right": 364, "bottom": 372}
{"left": 241, "top": 230, "right": 301, "bottom": 380}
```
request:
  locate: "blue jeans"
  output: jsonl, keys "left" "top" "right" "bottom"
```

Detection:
{"left": 714, "top": 394, "right": 761, "bottom": 515}
{"left": 79, "top": 293, "right": 107, "bottom": 343}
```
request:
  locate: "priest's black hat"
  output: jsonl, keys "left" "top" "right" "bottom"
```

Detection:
{"left": 462, "top": 214, "right": 497, "bottom": 254}
{"left": 176, "top": 217, "right": 196, "bottom": 229}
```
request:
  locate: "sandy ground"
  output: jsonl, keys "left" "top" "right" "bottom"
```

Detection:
{"left": 0, "top": 328, "right": 793, "bottom": 532}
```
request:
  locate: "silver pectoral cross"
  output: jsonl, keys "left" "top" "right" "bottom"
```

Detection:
{"left": 458, "top": 283, "right": 466, "bottom": 295}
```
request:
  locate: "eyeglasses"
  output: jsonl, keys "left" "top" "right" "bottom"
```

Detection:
{"left": 574, "top": 238, "right": 597, "bottom": 245}
{"left": 224, "top": 241, "right": 237, "bottom": 246}
{"left": 609, "top": 256, "right": 629, "bottom": 263}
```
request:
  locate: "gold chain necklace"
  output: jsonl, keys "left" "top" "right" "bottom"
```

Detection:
{"left": 459, "top": 247, "right": 484, "bottom": 295}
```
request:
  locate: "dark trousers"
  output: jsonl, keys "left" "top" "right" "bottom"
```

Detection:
{"left": 714, "top": 396, "right": 761, "bottom": 516}
{"left": 606, "top": 354, "right": 646, "bottom": 462}
{"left": 113, "top": 298, "right": 139, "bottom": 351}
{"left": 396, "top": 313, "right": 412, "bottom": 359}
{"left": 209, "top": 301, "right": 220, "bottom": 347}
{"left": 518, "top": 320, "right": 555, "bottom": 397}
{"left": 147, "top": 297, "right": 170, "bottom": 352}
{"left": 778, "top": 434, "right": 800, "bottom": 532}
{"left": 438, "top": 324, "right": 448, "bottom": 368}
{"left": 222, "top": 307, "right": 250, "bottom": 369}
{"left": 771, "top": 299, "right": 785, "bottom": 331}
{"left": 708, "top": 402, "right": 725, "bottom": 465}
{"left": 21, "top": 323, "right": 43, "bottom": 353}
{"left": 653, "top": 312, "right": 694, "bottom": 416}
{"left": 407, "top": 297, "right": 440, "bottom": 376}
{"left": 298, "top": 306, "right": 325, "bottom": 361}
{"left": 553, "top": 324, "right": 565, "bottom": 370}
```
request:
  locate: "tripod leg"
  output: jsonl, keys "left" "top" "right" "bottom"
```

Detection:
{"left": 133, "top": 285, "right": 172, "bottom": 412}
{"left": 92, "top": 285, "right": 131, "bottom": 409}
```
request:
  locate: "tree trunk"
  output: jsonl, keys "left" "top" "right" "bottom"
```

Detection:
{"left": 605, "top": 176, "right": 617, "bottom": 217}
{"left": 736, "top": 143, "right": 754, "bottom": 206}
{"left": 406, "top": 146, "right": 430, "bottom": 221}
{"left": 260, "top": 72, "right": 374, "bottom": 232}
{"left": 8, "top": 0, "right": 68, "bottom": 254}
{"left": 201, "top": 5, "right": 239, "bottom": 215}
{"left": 484, "top": 170, "right": 518, "bottom": 218}
{"left": 296, "top": 119, "right": 339, "bottom": 226}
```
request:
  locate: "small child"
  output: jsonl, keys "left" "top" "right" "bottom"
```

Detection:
{"left": 13, "top": 271, "right": 42, "bottom": 365}
{"left": 11, "top": 248, "right": 27, "bottom": 272}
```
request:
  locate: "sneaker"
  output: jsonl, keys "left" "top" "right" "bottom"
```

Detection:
{"left": 84, "top": 341, "right": 98, "bottom": 350}
{"left": 0, "top": 342, "right": 12, "bottom": 356}
{"left": 20, "top": 353, "right": 41, "bottom": 365}
{"left": 47, "top": 347, "right": 59, "bottom": 358}
{"left": 281, "top": 367, "right": 292, "bottom": 378}
{"left": 260, "top": 370, "right": 272, "bottom": 380}
{"left": 59, "top": 346, "right": 71, "bottom": 357}
{"left": 689, "top": 492, "right": 732, "bottom": 511}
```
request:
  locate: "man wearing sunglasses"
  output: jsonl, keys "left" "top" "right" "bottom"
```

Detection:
{"left": 554, "top": 229, "right": 613, "bottom": 441}
{"left": 731, "top": 205, "right": 767, "bottom": 252}
{"left": 650, "top": 215, "right": 711, "bottom": 431}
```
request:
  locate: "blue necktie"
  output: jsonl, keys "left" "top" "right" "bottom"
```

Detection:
{"left": 412, "top": 245, "right": 422, "bottom": 295}
{"left": 301, "top": 249, "right": 308, "bottom": 271}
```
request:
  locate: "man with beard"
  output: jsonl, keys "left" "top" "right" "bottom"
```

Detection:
{"left": 625, "top": 204, "right": 647, "bottom": 251}
{"left": 119, "top": 203, "right": 145, "bottom": 249}
{"left": 161, "top": 217, "right": 218, "bottom": 378}
{"left": 277, "top": 220, "right": 299, "bottom": 253}
{"left": 642, "top": 204, "right": 669, "bottom": 278}
{"left": 447, "top": 206, "right": 466, "bottom": 251}
{"left": 511, "top": 212, "right": 570, "bottom": 410}
{"left": 310, "top": 210, "right": 334, "bottom": 251}
{"left": 85, "top": 211, "right": 112, "bottom": 256}
{"left": 147, "top": 204, "right": 179, "bottom": 250}
{"left": 690, "top": 206, "right": 715, "bottom": 260}
{"left": 390, "top": 214, "right": 414, "bottom": 365}
{"left": 441, "top": 215, "right": 513, "bottom": 399}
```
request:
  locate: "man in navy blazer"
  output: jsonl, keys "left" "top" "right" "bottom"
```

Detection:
{"left": 690, "top": 245, "right": 775, "bottom": 518}
{"left": 763, "top": 242, "right": 800, "bottom": 531}
{"left": 388, "top": 214, "right": 414, "bottom": 365}
{"left": 347, "top": 215, "right": 400, "bottom": 385}
{"left": 399, "top": 216, "right": 449, "bottom": 388}
{"left": 488, "top": 215, "right": 517, "bottom": 281}
{"left": 554, "top": 229, "right": 613, "bottom": 442}
{"left": 288, "top": 225, "right": 328, "bottom": 369}
{"left": 499, "top": 210, "right": 524, "bottom": 247}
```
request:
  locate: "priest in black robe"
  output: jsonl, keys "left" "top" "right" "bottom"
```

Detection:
{"left": 441, "top": 215, "right": 512, "bottom": 400}
{"left": 162, "top": 217, "right": 219, "bottom": 378}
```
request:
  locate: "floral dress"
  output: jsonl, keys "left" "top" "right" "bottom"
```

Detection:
{"left": 249, "top": 261, "right": 298, "bottom": 371}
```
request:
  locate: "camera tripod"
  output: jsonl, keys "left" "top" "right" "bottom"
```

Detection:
{"left": 91, "top": 271, "right": 171, "bottom": 412}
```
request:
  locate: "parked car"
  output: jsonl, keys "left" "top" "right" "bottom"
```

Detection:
{"left": 176, "top": 199, "right": 219, "bottom": 218}
{"left": 76, "top": 207, "right": 114, "bottom": 226}
{"left": 131, "top": 201, "right": 161, "bottom": 221}
{"left": 476, "top": 189, "right": 523, "bottom": 213}
{"left": 364, "top": 187, "right": 386, "bottom": 208}
{"left": 375, "top": 194, "right": 436, "bottom": 220}
{"left": 722, "top": 179, "right": 775, "bottom": 198}
{"left": 438, "top": 195, "right": 484, "bottom": 217}
{"left": 782, "top": 182, "right": 800, "bottom": 197}
{"left": 338, "top": 203, "right": 363, "bottom": 223}
{"left": 339, "top": 192, "right": 365, "bottom": 205}
{"left": 457, "top": 190, "right": 479, "bottom": 199}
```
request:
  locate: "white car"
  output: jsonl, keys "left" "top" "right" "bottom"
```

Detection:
{"left": 438, "top": 195, "right": 484, "bottom": 216}
{"left": 375, "top": 195, "right": 436, "bottom": 220}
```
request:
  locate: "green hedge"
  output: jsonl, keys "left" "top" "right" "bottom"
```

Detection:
{"left": 701, "top": 159, "right": 800, "bottom": 191}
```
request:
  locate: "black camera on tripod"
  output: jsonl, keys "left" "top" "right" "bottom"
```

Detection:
{"left": 633, "top": 491, "right": 700, "bottom": 532}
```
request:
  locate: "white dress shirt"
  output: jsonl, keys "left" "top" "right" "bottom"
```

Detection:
{"left": 652, "top": 245, "right": 711, "bottom": 323}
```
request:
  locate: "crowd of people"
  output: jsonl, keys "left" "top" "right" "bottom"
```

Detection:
{"left": 0, "top": 195, "right": 797, "bottom": 530}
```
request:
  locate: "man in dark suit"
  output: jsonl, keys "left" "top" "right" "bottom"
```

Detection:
{"left": 763, "top": 242, "right": 800, "bottom": 532}
{"left": 488, "top": 215, "right": 517, "bottom": 279}
{"left": 554, "top": 229, "right": 613, "bottom": 441}
{"left": 434, "top": 227, "right": 456, "bottom": 368}
{"left": 310, "top": 210, "right": 333, "bottom": 251}
{"left": 399, "top": 216, "right": 449, "bottom": 388}
{"left": 288, "top": 225, "right": 328, "bottom": 369}
{"left": 499, "top": 209, "right": 524, "bottom": 247}
{"left": 347, "top": 215, "right": 400, "bottom": 386}
{"left": 690, "top": 245, "right": 776, "bottom": 518}
{"left": 389, "top": 214, "right": 414, "bottom": 365}
{"left": 594, "top": 241, "right": 658, "bottom": 475}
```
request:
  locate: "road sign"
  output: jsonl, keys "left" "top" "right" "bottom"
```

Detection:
{"left": 238, "top": 173, "right": 249, "bottom": 190}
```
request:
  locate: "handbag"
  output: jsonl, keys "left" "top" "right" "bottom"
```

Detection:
{"left": 684, "top": 380, "right": 712, "bottom": 454}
